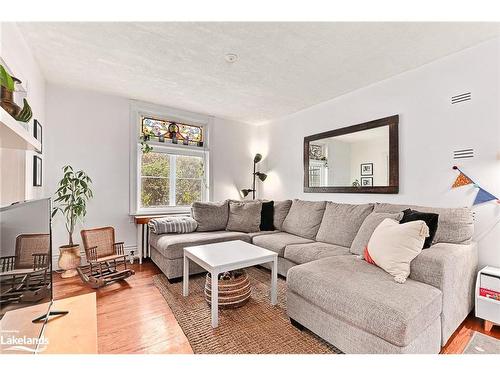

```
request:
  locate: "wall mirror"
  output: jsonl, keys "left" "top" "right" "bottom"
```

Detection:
{"left": 304, "top": 115, "right": 399, "bottom": 194}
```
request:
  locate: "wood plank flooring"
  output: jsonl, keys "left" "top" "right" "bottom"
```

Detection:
{"left": 54, "top": 260, "right": 499, "bottom": 354}
{"left": 53, "top": 260, "right": 193, "bottom": 354}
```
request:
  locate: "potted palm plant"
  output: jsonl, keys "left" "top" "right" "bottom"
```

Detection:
{"left": 52, "top": 165, "right": 93, "bottom": 278}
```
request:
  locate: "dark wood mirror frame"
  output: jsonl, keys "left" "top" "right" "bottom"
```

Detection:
{"left": 304, "top": 115, "right": 399, "bottom": 194}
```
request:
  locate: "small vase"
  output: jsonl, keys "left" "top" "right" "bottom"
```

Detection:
{"left": 58, "top": 244, "right": 82, "bottom": 278}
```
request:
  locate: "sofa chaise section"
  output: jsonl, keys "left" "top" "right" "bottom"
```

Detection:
{"left": 287, "top": 256, "right": 443, "bottom": 353}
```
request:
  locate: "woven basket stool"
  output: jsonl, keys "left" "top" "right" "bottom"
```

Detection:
{"left": 205, "top": 269, "right": 251, "bottom": 309}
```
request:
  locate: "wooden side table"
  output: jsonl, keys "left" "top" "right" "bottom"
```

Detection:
{"left": 475, "top": 266, "right": 500, "bottom": 331}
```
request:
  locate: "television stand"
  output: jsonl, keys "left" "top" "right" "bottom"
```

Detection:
{"left": 32, "top": 309, "right": 69, "bottom": 323}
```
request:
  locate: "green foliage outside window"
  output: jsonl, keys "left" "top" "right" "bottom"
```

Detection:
{"left": 141, "top": 152, "right": 204, "bottom": 208}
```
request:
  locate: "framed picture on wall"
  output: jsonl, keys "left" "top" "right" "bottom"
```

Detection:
{"left": 360, "top": 177, "right": 373, "bottom": 187}
{"left": 360, "top": 163, "right": 373, "bottom": 176}
{"left": 33, "top": 155, "right": 42, "bottom": 186}
{"left": 34, "top": 119, "right": 43, "bottom": 153}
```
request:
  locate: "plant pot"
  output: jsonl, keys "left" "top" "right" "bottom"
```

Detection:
{"left": 58, "top": 244, "right": 82, "bottom": 278}
{"left": 0, "top": 86, "right": 21, "bottom": 118}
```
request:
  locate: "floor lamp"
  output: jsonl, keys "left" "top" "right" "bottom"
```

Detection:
{"left": 241, "top": 153, "right": 267, "bottom": 200}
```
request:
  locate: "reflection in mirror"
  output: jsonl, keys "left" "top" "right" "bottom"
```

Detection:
{"left": 309, "top": 126, "right": 389, "bottom": 187}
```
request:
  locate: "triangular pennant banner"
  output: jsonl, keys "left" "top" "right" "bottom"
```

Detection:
{"left": 473, "top": 187, "right": 498, "bottom": 206}
{"left": 452, "top": 172, "right": 473, "bottom": 188}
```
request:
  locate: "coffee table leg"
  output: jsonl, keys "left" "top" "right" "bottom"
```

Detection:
{"left": 211, "top": 271, "right": 218, "bottom": 328}
{"left": 271, "top": 257, "right": 278, "bottom": 305}
{"left": 182, "top": 255, "right": 189, "bottom": 297}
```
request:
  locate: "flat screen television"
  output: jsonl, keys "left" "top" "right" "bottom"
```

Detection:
{"left": 0, "top": 198, "right": 66, "bottom": 353}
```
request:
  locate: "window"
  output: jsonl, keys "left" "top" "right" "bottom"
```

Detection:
{"left": 140, "top": 152, "right": 205, "bottom": 208}
{"left": 309, "top": 160, "right": 328, "bottom": 187}
{"left": 132, "top": 107, "right": 210, "bottom": 214}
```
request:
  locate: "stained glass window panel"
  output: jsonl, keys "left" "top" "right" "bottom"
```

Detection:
{"left": 141, "top": 116, "right": 203, "bottom": 146}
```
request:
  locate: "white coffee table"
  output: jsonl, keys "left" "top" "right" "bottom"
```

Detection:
{"left": 183, "top": 240, "right": 278, "bottom": 328}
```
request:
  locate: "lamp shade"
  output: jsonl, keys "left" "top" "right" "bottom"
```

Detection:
{"left": 255, "top": 172, "right": 267, "bottom": 182}
{"left": 253, "top": 153, "right": 263, "bottom": 164}
{"left": 241, "top": 189, "right": 254, "bottom": 197}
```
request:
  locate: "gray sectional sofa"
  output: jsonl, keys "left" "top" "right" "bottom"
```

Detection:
{"left": 149, "top": 199, "right": 477, "bottom": 354}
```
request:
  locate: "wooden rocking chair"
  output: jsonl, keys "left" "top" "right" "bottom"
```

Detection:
{"left": 78, "top": 227, "right": 135, "bottom": 288}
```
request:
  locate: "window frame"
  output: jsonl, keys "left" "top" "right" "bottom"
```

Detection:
{"left": 130, "top": 101, "right": 212, "bottom": 215}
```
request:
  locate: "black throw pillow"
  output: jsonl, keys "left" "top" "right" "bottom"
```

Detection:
{"left": 399, "top": 208, "right": 439, "bottom": 249}
{"left": 260, "top": 201, "right": 275, "bottom": 231}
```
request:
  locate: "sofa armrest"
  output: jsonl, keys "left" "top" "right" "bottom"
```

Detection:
{"left": 409, "top": 242, "right": 478, "bottom": 345}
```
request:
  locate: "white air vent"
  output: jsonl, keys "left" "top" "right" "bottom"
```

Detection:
{"left": 453, "top": 148, "right": 474, "bottom": 159}
{"left": 451, "top": 92, "right": 471, "bottom": 104}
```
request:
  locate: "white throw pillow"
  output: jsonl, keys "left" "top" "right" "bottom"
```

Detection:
{"left": 364, "top": 218, "right": 429, "bottom": 283}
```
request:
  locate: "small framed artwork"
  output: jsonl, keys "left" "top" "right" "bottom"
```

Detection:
{"left": 360, "top": 163, "right": 373, "bottom": 176}
{"left": 361, "top": 177, "right": 373, "bottom": 187}
{"left": 34, "top": 119, "right": 43, "bottom": 153}
{"left": 33, "top": 155, "right": 42, "bottom": 186}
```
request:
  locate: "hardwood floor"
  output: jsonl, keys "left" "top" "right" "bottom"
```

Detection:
{"left": 441, "top": 312, "right": 500, "bottom": 354}
{"left": 54, "top": 260, "right": 499, "bottom": 354}
{"left": 53, "top": 260, "right": 193, "bottom": 354}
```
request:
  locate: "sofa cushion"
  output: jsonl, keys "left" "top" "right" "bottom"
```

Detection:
{"left": 192, "top": 200, "right": 229, "bottom": 231}
{"left": 282, "top": 199, "right": 326, "bottom": 239}
{"left": 350, "top": 212, "right": 404, "bottom": 256}
{"left": 284, "top": 242, "right": 350, "bottom": 264}
{"left": 252, "top": 232, "right": 313, "bottom": 257}
{"left": 149, "top": 231, "right": 249, "bottom": 260}
{"left": 374, "top": 203, "right": 473, "bottom": 244}
{"left": 247, "top": 230, "right": 279, "bottom": 240}
{"left": 400, "top": 209, "right": 439, "bottom": 249}
{"left": 226, "top": 200, "right": 262, "bottom": 233}
{"left": 273, "top": 200, "right": 292, "bottom": 231}
{"left": 260, "top": 201, "right": 275, "bottom": 231}
{"left": 316, "top": 202, "right": 374, "bottom": 247}
{"left": 287, "top": 256, "right": 442, "bottom": 347}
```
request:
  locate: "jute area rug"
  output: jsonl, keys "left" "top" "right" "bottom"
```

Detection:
{"left": 153, "top": 266, "right": 341, "bottom": 354}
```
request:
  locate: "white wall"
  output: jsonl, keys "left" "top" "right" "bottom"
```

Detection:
{"left": 46, "top": 84, "right": 257, "bottom": 253}
{"left": 262, "top": 37, "right": 500, "bottom": 268}
{"left": 0, "top": 22, "right": 46, "bottom": 206}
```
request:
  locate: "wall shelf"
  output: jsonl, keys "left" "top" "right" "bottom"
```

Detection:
{"left": 0, "top": 106, "right": 41, "bottom": 152}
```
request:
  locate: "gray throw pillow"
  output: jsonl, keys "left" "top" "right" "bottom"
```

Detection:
{"left": 316, "top": 202, "right": 374, "bottom": 247}
{"left": 350, "top": 211, "right": 403, "bottom": 257}
{"left": 273, "top": 200, "right": 292, "bottom": 231}
{"left": 282, "top": 199, "right": 327, "bottom": 239}
{"left": 192, "top": 200, "right": 229, "bottom": 232}
{"left": 373, "top": 203, "right": 473, "bottom": 245}
{"left": 226, "top": 201, "right": 263, "bottom": 233}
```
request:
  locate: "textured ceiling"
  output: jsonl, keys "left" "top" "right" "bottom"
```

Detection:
{"left": 18, "top": 22, "right": 500, "bottom": 125}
